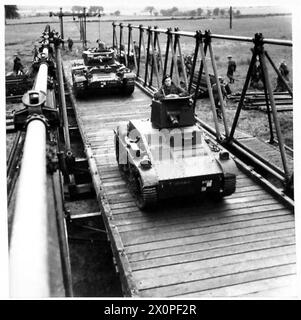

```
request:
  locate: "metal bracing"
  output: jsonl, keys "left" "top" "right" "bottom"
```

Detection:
{"left": 176, "top": 29, "right": 189, "bottom": 90}
{"left": 198, "top": 37, "right": 222, "bottom": 141}
{"left": 206, "top": 31, "right": 230, "bottom": 138}
{"left": 192, "top": 31, "right": 208, "bottom": 111}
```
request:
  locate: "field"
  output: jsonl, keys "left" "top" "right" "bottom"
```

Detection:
{"left": 5, "top": 15, "right": 292, "bottom": 73}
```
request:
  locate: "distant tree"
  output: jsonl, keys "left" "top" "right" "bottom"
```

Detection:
{"left": 213, "top": 7, "right": 220, "bottom": 16}
{"left": 144, "top": 6, "right": 155, "bottom": 15}
{"left": 207, "top": 9, "right": 212, "bottom": 16}
{"left": 160, "top": 7, "right": 179, "bottom": 16}
{"left": 196, "top": 8, "right": 203, "bottom": 16}
{"left": 171, "top": 7, "right": 179, "bottom": 15}
{"left": 5, "top": 5, "right": 20, "bottom": 19}
{"left": 220, "top": 9, "right": 226, "bottom": 16}
{"left": 88, "top": 6, "right": 104, "bottom": 15}
{"left": 114, "top": 10, "right": 121, "bottom": 16}
{"left": 154, "top": 11, "right": 159, "bottom": 17}
{"left": 71, "top": 6, "right": 83, "bottom": 13}
{"left": 188, "top": 10, "right": 197, "bottom": 16}
{"left": 235, "top": 10, "right": 241, "bottom": 16}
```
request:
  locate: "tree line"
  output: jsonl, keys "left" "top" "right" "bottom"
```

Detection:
{"left": 5, "top": 5, "right": 241, "bottom": 19}
{"left": 144, "top": 6, "right": 241, "bottom": 17}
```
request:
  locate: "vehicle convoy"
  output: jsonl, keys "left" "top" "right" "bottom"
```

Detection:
{"left": 71, "top": 47, "right": 135, "bottom": 98}
{"left": 114, "top": 95, "right": 238, "bottom": 209}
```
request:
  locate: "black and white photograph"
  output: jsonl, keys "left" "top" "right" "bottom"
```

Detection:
{"left": 1, "top": 0, "right": 300, "bottom": 301}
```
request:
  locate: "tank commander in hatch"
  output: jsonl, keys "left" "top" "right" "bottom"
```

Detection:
{"left": 96, "top": 39, "right": 106, "bottom": 50}
{"left": 154, "top": 75, "right": 188, "bottom": 101}
{"left": 154, "top": 75, "right": 189, "bottom": 126}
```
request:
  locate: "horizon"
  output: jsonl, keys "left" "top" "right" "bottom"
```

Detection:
{"left": 17, "top": 5, "right": 292, "bottom": 16}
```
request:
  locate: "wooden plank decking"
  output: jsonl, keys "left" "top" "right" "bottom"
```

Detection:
{"left": 64, "top": 62, "right": 296, "bottom": 298}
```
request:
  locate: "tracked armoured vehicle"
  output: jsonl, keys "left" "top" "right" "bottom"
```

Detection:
{"left": 114, "top": 95, "right": 238, "bottom": 209}
{"left": 71, "top": 47, "right": 135, "bottom": 98}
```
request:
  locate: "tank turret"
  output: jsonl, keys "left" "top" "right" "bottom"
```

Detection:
{"left": 82, "top": 48, "right": 115, "bottom": 67}
{"left": 151, "top": 96, "right": 195, "bottom": 129}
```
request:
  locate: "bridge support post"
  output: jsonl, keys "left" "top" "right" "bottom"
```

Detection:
{"left": 176, "top": 30, "right": 189, "bottom": 90}
{"left": 206, "top": 30, "right": 230, "bottom": 138}
{"left": 229, "top": 45, "right": 258, "bottom": 140}
{"left": 154, "top": 27, "right": 164, "bottom": 82}
{"left": 199, "top": 35, "right": 222, "bottom": 141}
{"left": 127, "top": 24, "right": 132, "bottom": 68}
{"left": 258, "top": 38, "right": 290, "bottom": 180}
{"left": 149, "top": 29, "right": 160, "bottom": 88}
{"left": 144, "top": 26, "right": 152, "bottom": 86}
{"left": 137, "top": 25, "right": 143, "bottom": 78}
{"left": 163, "top": 28, "right": 172, "bottom": 77}
{"left": 192, "top": 31, "right": 208, "bottom": 110}
{"left": 169, "top": 29, "right": 180, "bottom": 86}
{"left": 112, "top": 22, "right": 117, "bottom": 50}
{"left": 188, "top": 34, "right": 200, "bottom": 93}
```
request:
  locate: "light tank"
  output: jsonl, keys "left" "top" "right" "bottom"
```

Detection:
{"left": 114, "top": 95, "right": 238, "bottom": 209}
{"left": 71, "top": 47, "right": 135, "bottom": 98}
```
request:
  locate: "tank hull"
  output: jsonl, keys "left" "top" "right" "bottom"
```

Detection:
{"left": 115, "top": 117, "right": 238, "bottom": 209}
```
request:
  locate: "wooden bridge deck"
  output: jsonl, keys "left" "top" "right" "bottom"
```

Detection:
{"left": 65, "top": 63, "right": 296, "bottom": 297}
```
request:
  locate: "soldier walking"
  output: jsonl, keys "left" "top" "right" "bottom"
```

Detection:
{"left": 67, "top": 37, "right": 74, "bottom": 51}
{"left": 227, "top": 55, "right": 236, "bottom": 83}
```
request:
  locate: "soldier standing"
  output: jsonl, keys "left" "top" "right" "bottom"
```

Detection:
{"left": 13, "top": 54, "right": 24, "bottom": 75}
{"left": 67, "top": 37, "right": 73, "bottom": 51}
{"left": 250, "top": 57, "right": 264, "bottom": 90}
{"left": 96, "top": 39, "right": 106, "bottom": 50}
{"left": 274, "top": 60, "right": 290, "bottom": 92}
{"left": 227, "top": 55, "right": 236, "bottom": 83}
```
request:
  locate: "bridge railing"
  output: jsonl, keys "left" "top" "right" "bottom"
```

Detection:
{"left": 112, "top": 22, "right": 293, "bottom": 190}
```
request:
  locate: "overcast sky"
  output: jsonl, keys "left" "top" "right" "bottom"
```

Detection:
{"left": 14, "top": 0, "right": 295, "bottom": 15}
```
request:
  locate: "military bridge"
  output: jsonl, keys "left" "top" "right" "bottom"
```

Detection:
{"left": 6, "top": 23, "right": 295, "bottom": 298}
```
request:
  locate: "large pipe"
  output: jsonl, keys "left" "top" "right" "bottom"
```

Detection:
{"left": 9, "top": 119, "right": 48, "bottom": 298}
{"left": 9, "top": 44, "right": 50, "bottom": 298}
{"left": 34, "top": 63, "right": 48, "bottom": 94}
{"left": 129, "top": 25, "right": 293, "bottom": 46}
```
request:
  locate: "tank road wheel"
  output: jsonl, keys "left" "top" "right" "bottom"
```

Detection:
{"left": 123, "top": 83, "right": 135, "bottom": 96}
{"left": 222, "top": 173, "right": 236, "bottom": 197}
{"left": 73, "top": 85, "right": 84, "bottom": 99}
{"left": 129, "top": 170, "right": 157, "bottom": 210}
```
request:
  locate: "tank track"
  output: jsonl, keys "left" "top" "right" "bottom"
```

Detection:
{"left": 222, "top": 173, "right": 236, "bottom": 196}
{"left": 141, "top": 186, "right": 158, "bottom": 207}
